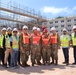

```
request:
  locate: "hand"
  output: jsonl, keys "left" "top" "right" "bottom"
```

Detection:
{"left": 20, "top": 46, "right": 23, "bottom": 50}
{"left": 68, "top": 47, "right": 70, "bottom": 50}
{"left": 10, "top": 49, "right": 13, "bottom": 53}
{"left": 58, "top": 46, "right": 60, "bottom": 49}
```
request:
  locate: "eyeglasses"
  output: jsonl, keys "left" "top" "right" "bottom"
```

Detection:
{"left": 13, "top": 31, "right": 17, "bottom": 33}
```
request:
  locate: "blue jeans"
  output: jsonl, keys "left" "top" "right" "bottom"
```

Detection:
{"left": 11, "top": 50, "right": 18, "bottom": 67}
{"left": 73, "top": 46, "right": 76, "bottom": 63}
{"left": 62, "top": 48, "right": 69, "bottom": 63}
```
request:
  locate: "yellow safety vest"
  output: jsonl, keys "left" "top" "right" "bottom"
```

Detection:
{"left": 0, "top": 35, "right": 4, "bottom": 48}
{"left": 5, "top": 35, "right": 10, "bottom": 48}
{"left": 71, "top": 33, "right": 76, "bottom": 46}
{"left": 12, "top": 36, "right": 19, "bottom": 49}
{"left": 60, "top": 35, "right": 69, "bottom": 47}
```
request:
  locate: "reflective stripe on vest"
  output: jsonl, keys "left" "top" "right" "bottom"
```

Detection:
{"left": 60, "top": 35, "right": 69, "bottom": 47}
{"left": 5, "top": 35, "right": 10, "bottom": 48}
{"left": 23, "top": 33, "right": 30, "bottom": 44}
{"left": 0, "top": 35, "right": 4, "bottom": 48}
{"left": 32, "top": 34, "right": 40, "bottom": 45}
{"left": 42, "top": 35, "right": 49, "bottom": 45}
{"left": 12, "top": 36, "right": 19, "bottom": 49}
{"left": 72, "top": 33, "right": 76, "bottom": 46}
{"left": 50, "top": 33, "right": 57, "bottom": 44}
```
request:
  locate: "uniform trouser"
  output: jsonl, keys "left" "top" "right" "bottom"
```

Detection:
{"left": 4, "top": 49, "right": 11, "bottom": 65}
{"left": 20, "top": 44, "right": 30, "bottom": 65}
{"left": 62, "top": 48, "right": 69, "bottom": 63}
{"left": 0, "top": 48, "right": 5, "bottom": 65}
{"left": 31, "top": 45, "right": 41, "bottom": 64}
{"left": 73, "top": 46, "right": 76, "bottom": 63}
{"left": 42, "top": 47, "right": 51, "bottom": 63}
{"left": 20, "top": 51, "right": 29, "bottom": 64}
{"left": 51, "top": 44, "right": 58, "bottom": 61}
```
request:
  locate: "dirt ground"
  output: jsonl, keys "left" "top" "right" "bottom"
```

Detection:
{"left": 0, "top": 47, "right": 76, "bottom": 75}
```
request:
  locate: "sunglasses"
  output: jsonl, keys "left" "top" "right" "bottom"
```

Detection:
{"left": 13, "top": 31, "right": 17, "bottom": 33}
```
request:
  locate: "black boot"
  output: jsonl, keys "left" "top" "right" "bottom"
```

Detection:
{"left": 25, "top": 63, "right": 30, "bottom": 67}
{"left": 4, "top": 64, "right": 8, "bottom": 68}
{"left": 50, "top": 58, "right": 54, "bottom": 64}
{"left": 37, "top": 61, "right": 42, "bottom": 65}
{"left": 43, "top": 60, "right": 46, "bottom": 65}
{"left": 55, "top": 60, "right": 58, "bottom": 65}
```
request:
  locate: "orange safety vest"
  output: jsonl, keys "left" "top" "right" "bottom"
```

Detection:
{"left": 50, "top": 33, "right": 57, "bottom": 44}
{"left": 23, "top": 33, "right": 30, "bottom": 44}
{"left": 32, "top": 33, "right": 41, "bottom": 45}
{"left": 42, "top": 35, "right": 49, "bottom": 45}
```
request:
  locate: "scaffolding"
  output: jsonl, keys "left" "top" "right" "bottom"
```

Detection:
{"left": 0, "top": 0, "right": 47, "bottom": 29}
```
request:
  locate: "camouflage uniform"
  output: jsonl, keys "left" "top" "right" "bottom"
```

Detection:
{"left": 19, "top": 33, "right": 30, "bottom": 66}
{"left": 30, "top": 34, "right": 42, "bottom": 66}
{"left": 50, "top": 33, "right": 60, "bottom": 65}
{"left": 42, "top": 34, "right": 51, "bottom": 65}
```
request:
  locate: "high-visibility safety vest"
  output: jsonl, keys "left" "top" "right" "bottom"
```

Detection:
{"left": 60, "top": 35, "right": 69, "bottom": 47}
{"left": 71, "top": 33, "right": 76, "bottom": 46}
{"left": 42, "top": 35, "right": 49, "bottom": 45}
{"left": 22, "top": 33, "right": 30, "bottom": 44}
{"left": 50, "top": 33, "right": 57, "bottom": 44}
{"left": 0, "top": 35, "right": 4, "bottom": 48}
{"left": 12, "top": 36, "right": 19, "bottom": 49}
{"left": 32, "top": 34, "right": 41, "bottom": 45}
{"left": 5, "top": 35, "right": 10, "bottom": 48}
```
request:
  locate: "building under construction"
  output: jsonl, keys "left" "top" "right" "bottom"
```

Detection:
{"left": 0, "top": 0, "right": 47, "bottom": 31}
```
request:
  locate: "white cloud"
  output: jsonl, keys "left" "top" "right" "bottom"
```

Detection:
{"left": 42, "top": 6, "right": 76, "bottom": 15}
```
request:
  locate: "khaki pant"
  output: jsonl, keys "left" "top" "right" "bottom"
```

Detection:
{"left": 4, "top": 49, "right": 10, "bottom": 64}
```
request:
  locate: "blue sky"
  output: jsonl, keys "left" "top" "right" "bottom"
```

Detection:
{"left": 1, "top": 0, "right": 76, "bottom": 19}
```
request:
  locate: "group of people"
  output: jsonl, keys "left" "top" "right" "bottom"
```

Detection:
{"left": 0, "top": 25, "right": 76, "bottom": 69}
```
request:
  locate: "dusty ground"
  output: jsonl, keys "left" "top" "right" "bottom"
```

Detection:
{"left": 0, "top": 47, "right": 76, "bottom": 75}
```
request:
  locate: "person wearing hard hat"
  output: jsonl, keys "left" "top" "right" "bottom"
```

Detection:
{"left": 71, "top": 25, "right": 76, "bottom": 65}
{"left": 42, "top": 26, "right": 46, "bottom": 31}
{"left": 37, "top": 27, "right": 42, "bottom": 36}
{"left": 0, "top": 28, "right": 6, "bottom": 66}
{"left": 60, "top": 28, "right": 70, "bottom": 65}
{"left": 50, "top": 27, "right": 60, "bottom": 65}
{"left": 10, "top": 28, "right": 19, "bottom": 69}
{"left": 30, "top": 26, "right": 42, "bottom": 66}
{"left": 41, "top": 29, "right": 51, "bottom": 65}
{"left": 4, "top": 27, "right": 12, "bottom": 68}
{"left": 19, "top": 25, "right": 30, "bottom": 67}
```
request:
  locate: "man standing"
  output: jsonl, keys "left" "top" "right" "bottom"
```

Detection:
{"left": 4, "top": 27, "right": 12, "bottom": 68}
{"left": 50, "top": 27, "right": 60, "bottom": 65}
{"left": 60, "top": 28, "right": 70, "bottom": 65}
{"left": 30, "top": 27, "right": 42, "bottom": 66}
{"left": 0, "top": 28, "right": 6, "bottom": 66}
{"left": 42, "top": 29, "right": 51, "bottom": 65}
{"left": 71, "top": 26, "right": 76, "bottom": 65}
{"left": 19, "top": 25, "right": 30, "bottom": 67}
{"left": 10, "top": 28, "right": 19, "bottom": 69}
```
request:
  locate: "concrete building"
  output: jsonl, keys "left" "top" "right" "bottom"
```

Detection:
{"left": 43, "top": 16, "right": 76, "bottom": 35}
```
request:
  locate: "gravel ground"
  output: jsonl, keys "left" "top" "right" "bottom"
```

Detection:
{"left": 0, "top": 47, "right": 76, "bottom": 75}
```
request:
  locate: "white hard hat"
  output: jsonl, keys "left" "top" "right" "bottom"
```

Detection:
{"left": 32, "top": 26, "right": 37, "bottom": 31}
{"left": 1, "top": 28, "right": 6, "bottom": 31}
{"left": 63, "top": 28, "right": 67, "bottom": 32}
{"left": 22, "top": 25, "right": 28, "bottom": 29}
{"left": 13, "top": 28, "right": 18, "bottom": 32}
{"left": 37, "top": 28, "right": 40, "bottom": 31}
{"left": 51, "top": 27, "right": 56, "bottom": 31}
{"left": 7, "top": 27, "right": 12, "bottom": 31}
{"left": 73, "top": 25, "right": 76, "bottom": 29}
